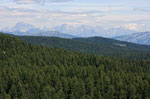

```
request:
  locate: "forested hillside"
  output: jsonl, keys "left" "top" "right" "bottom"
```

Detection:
{"left": 0, "top": 33, "right": 150, "bottom": 99}
{"left": 18, "top": 35, "right": 150, "bottom": 59}
{"left": 73, "top": 37, "right": 150, "bottom": 50}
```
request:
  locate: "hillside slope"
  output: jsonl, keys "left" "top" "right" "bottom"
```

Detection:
{"left": 114, "top": 31, "right": 150, "bottom": 45}
{"left": 18, "top": 35, "right": 150, "bottom": 58}
{"left": 0, "top": 33, "right": 150, "bottom": 98}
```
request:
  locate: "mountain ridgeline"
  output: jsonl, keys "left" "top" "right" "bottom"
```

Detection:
{"left": 18, "top": 35, "right": 150, "bottom": 59}
{"left": 1, "top": 22, "right": 136, "bottom": 38}
{"left": 0, "top": 33, "right": 150, "bottom": 99}
{"left": 114, "top": 31, "right": 150, "bottom": 45}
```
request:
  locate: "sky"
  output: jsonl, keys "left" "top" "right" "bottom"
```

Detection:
{"left": 0, "top": 0, "right": 150, "bottom": 31}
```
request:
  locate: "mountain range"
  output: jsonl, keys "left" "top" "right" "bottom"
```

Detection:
{"left": 1, "top": 22, "right": 150, "bottom": 45}
{"left": 114, "top": 31, "right": 150, "bottom": 45}
{"left": 1, "top": 22, "right": 136, "bottom": 38}
{"left": 52, "top": 24, "right": 136, "bottom": 37}
{"left": 1, "top": 22, "right": 76, "bottom": 38}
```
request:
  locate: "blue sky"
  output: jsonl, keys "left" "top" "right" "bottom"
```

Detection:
{"left": 0, "top": 0, "right": 150, "bottom": 31}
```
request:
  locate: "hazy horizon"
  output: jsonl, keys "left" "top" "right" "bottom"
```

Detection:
{"left": 0, "top": 0, "right": 150, "bottom": 33}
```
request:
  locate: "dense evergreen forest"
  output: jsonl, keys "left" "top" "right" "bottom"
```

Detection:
{"left": 0, "top": 33, "right": 150, "bottom": 99}
{"left": 18, "top": 36, "right": 150, "bottom": 59}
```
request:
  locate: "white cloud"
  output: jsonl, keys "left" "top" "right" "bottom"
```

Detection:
{"left": 123, "top": 23, "right": 145, "bottom": 31}
{"left": 13, "top": 0, "right": 38, "bottom": 4}
{"left": 13, "top": 0, "right": 72, "bottom": 4}
{"left": 134, "top": 8, "right": 150, "bottom": 12}
{"left": 0, "top": 2, "right": 150, "bottom": 32}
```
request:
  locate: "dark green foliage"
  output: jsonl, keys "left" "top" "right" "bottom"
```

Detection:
{"left": 0, "top": 33, "right": 150, "bottom": 99}
{"left": 74, "top": 37, "right": 150, "bottom": 50}
{"left": 18, "top": 36, "right": 150, "bottom": 59}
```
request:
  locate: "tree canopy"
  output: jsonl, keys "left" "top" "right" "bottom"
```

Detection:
{"left": 0, "top": 33, "right": 150, "bottom": 99}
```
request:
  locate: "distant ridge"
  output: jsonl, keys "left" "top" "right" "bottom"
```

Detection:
{"left": 0, "top": 22, "right": 77, "bottom": 38}
{"left": 17, "top": 34, "right": 150, "bottom": 58}
{"left": 1, "top": 22, "right": 136, "bottom": 38}
{"left": 114, "top": 31, "right": 150, "bottom": 45}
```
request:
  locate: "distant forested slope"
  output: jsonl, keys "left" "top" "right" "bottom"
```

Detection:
{"left": 18, "top": 35, "right": 150, "bottom": 59}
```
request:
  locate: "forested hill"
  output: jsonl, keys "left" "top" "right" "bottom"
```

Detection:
{"left": 0, "top": 33, "right": 150, "bottom": 98}
{"left": 18, "top": 35, "right": 150, "bottom": 58}
{"left": 73, "top": 37, "right": 150, "bottom": 50}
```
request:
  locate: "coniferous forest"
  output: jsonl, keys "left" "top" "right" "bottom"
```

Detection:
{"left": 18, "top": 36, "right": 150, "bottom": 57}
{"left": 0, "top": 33, "right": 150, "bottom": 99}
